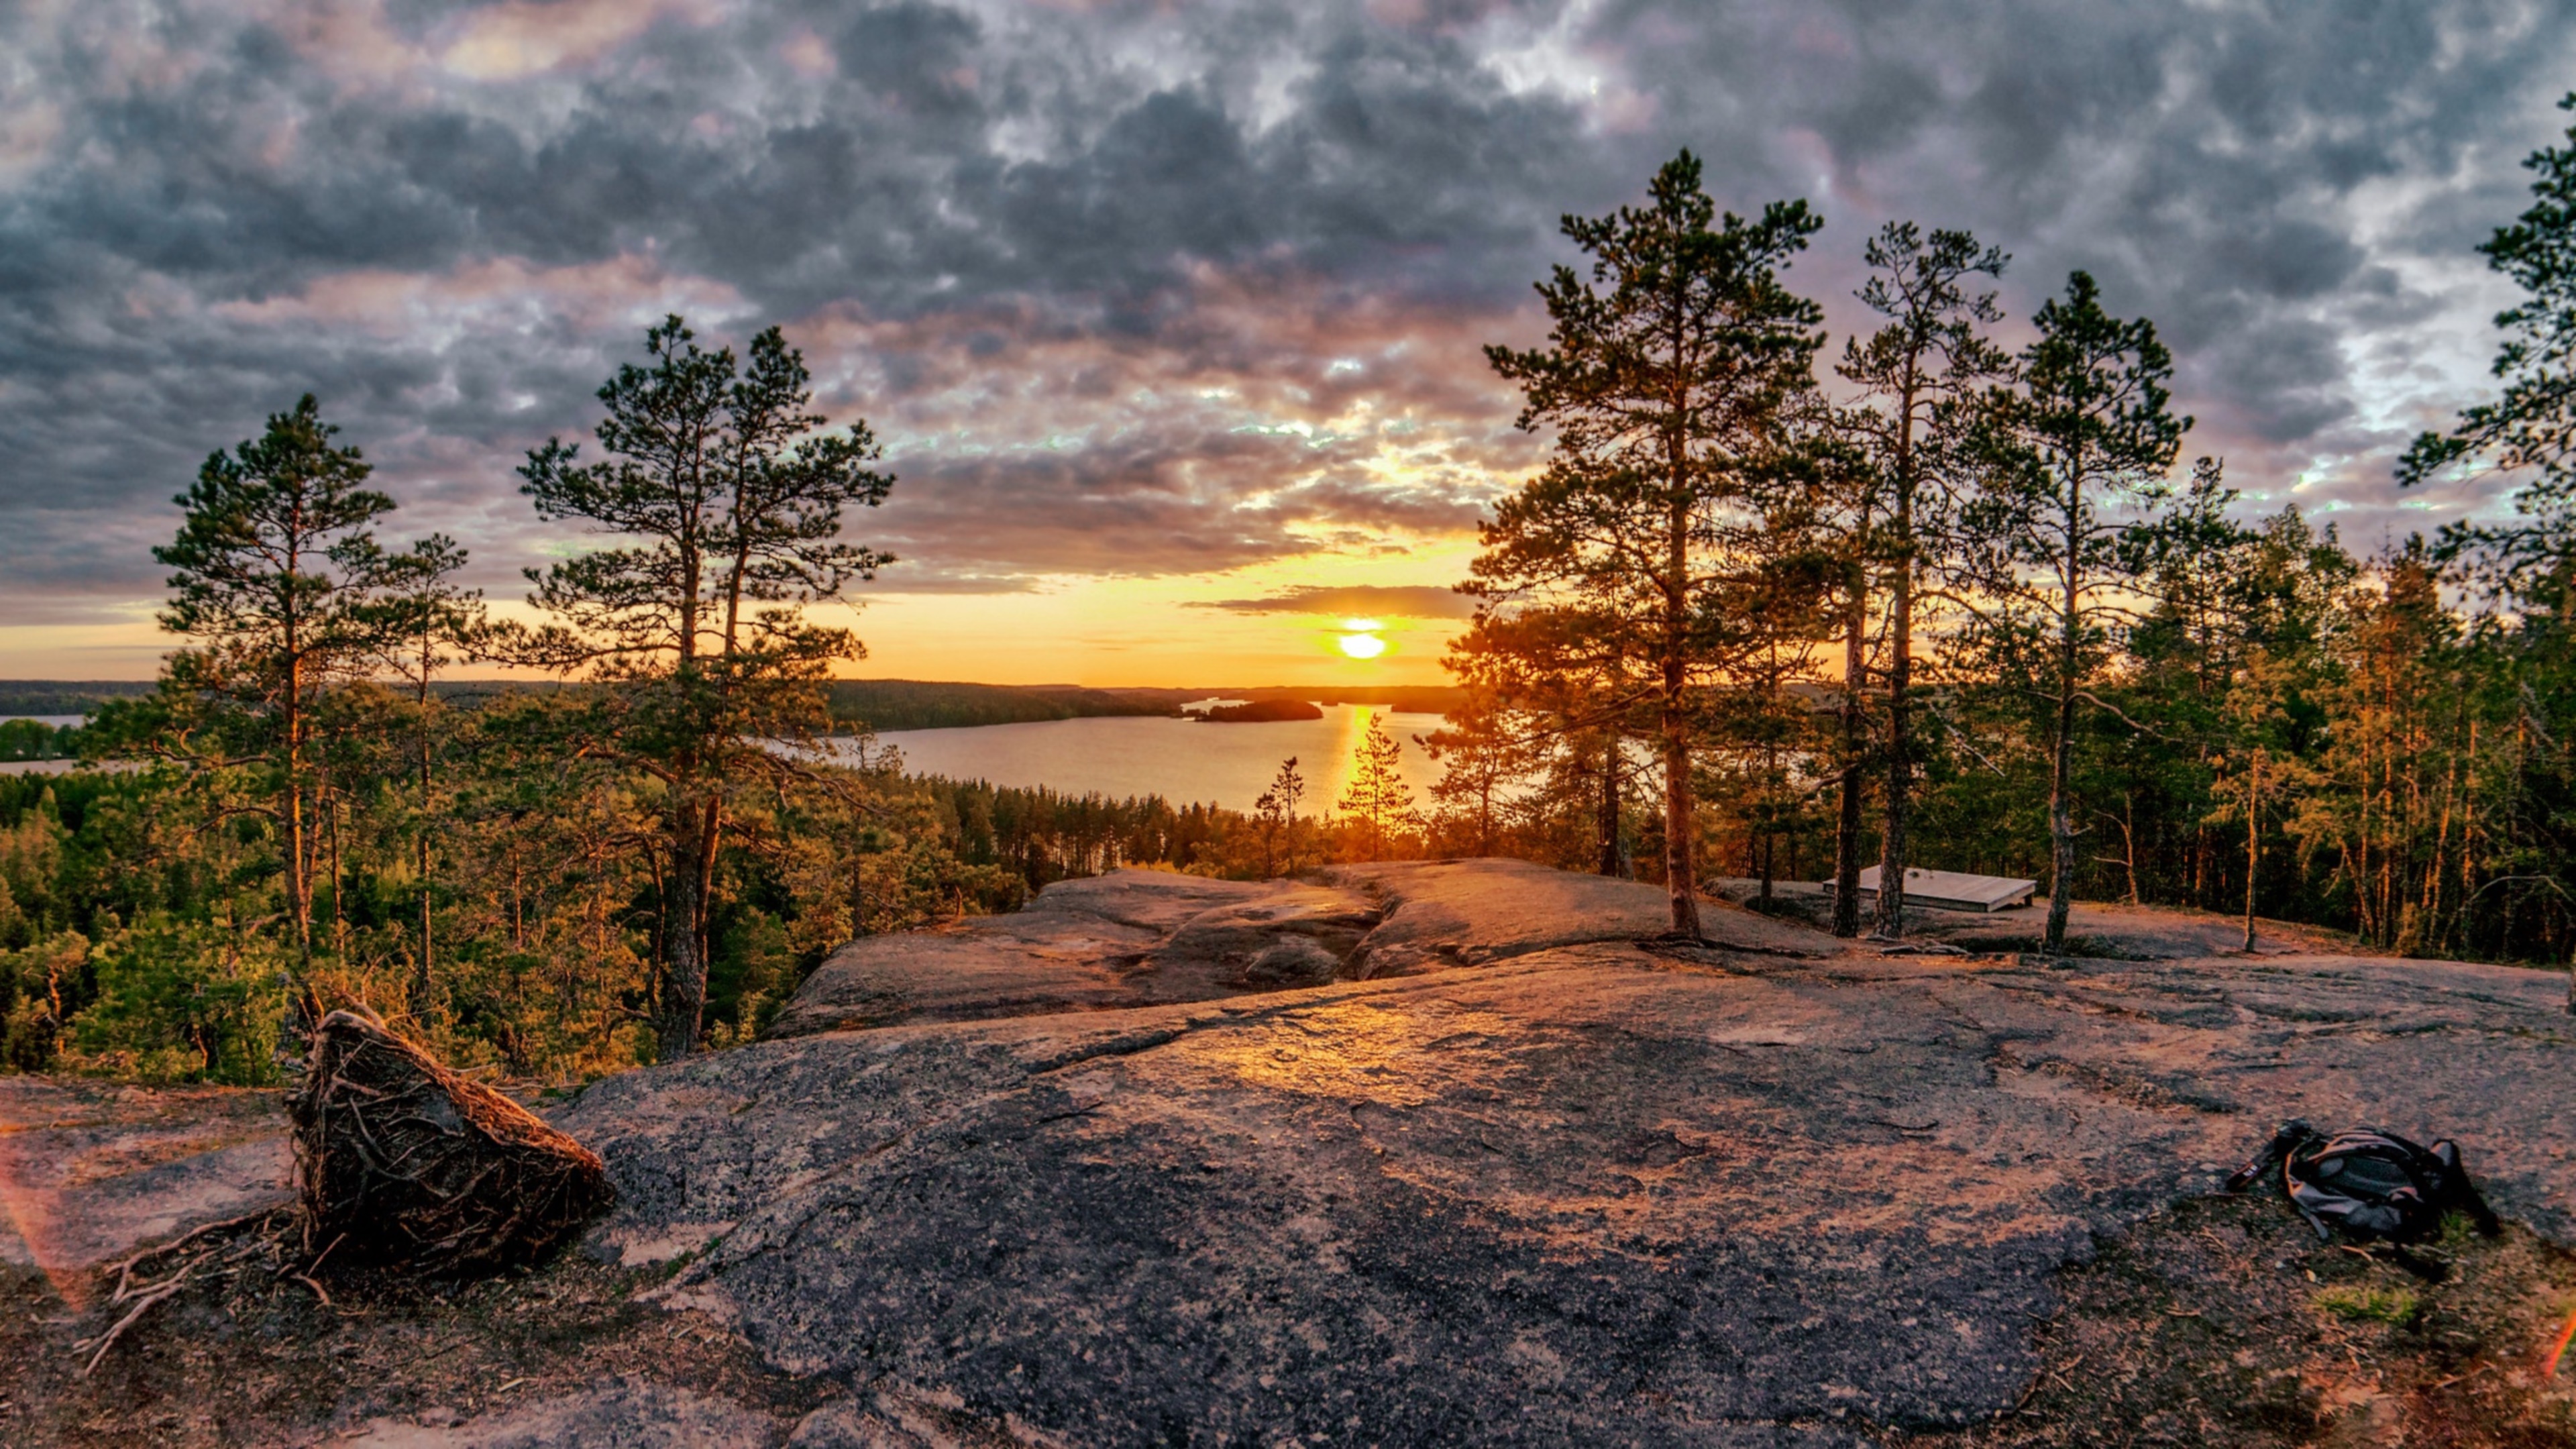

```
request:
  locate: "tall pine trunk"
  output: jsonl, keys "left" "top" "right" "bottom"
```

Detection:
{"left": 411, "top": 674, "right": 435, "bottom": 1020}
{"left": 2242, "top": 749, "right": 2261, "bottom": 953}
{"left": 1597, "top": 733, "right": 1622, "bottom": 877}
{"left": 1662, "top": 480, "right": 1702, "bottom": 938}
{"left": 284, "top": 629, "right": 313, "bottom": 966}
{"left": 1831, "top": 557, "right": 1868, "bottom": 936}
{"left": 2045, "top": 532, "right": 2080, "bottom": 953}
{"left": 656, "top": 795, "right": 724, "bottom": 1059}
{"left": 1874, "top": 445, "right": 1917, "bottom": 938}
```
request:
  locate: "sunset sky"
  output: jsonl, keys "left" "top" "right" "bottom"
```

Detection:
{"left": 3, "top": 1, "right": 2572, "bottom": 686}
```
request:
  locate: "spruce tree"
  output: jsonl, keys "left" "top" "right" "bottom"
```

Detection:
{"left": 1336, "top": 715, "right": 1417, "bottom": 863}
{"left": 1253, "top": 757, "right": 1304, "bottom": 877}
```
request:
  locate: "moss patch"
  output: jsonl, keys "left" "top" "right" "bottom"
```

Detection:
{"left": 1905, "top": 1194, "right": 2576, "bottom": 1447}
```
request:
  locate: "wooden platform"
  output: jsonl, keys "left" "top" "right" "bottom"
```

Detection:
{"left": 1825, "top": 865, "right": 2037, "bottom": 912}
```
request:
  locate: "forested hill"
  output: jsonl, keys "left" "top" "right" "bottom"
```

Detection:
{"left": 0, "top": 678, "right": 1464, "bottom": 731}
{"left": 825, "top": 681, "right": 1466, "bottom": 731}
{"left": 827, "top": 680, "right": 1179, "bottom": 731}
{"left": 0, "top": 680, "right": 155, "bottom": 716}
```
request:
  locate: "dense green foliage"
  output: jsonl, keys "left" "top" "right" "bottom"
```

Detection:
{"left": 0, "top": 715, "right": 1299, "bottom": 1083}
{"left": 1431, "top": 122, "right": 2576, "bottom": 965}
{"left": 0, "top": 720, "right": 79, "bottom": 760}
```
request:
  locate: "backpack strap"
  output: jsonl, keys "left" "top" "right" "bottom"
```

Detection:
{"left": 2226, "top": 1119, "right": 2318, "bottom": 1195}
{"left": 2426, "top": 1140, "right": 2504, "bottom": 1238}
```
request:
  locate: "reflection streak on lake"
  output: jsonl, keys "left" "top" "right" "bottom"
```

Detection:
{"left": 838, "top": 704, "right": 1452, "bottom": 813}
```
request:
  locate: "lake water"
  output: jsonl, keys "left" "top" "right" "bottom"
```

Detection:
{"left": 847, "top": 704, "right": 1454, "bottom": 813}
{"left": 1, "top": 716, "right": 85, "bottom": 728}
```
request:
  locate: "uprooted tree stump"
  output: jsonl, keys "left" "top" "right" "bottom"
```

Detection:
{"left": 291, "top": 1009, "right": 614, "bottom": 1274}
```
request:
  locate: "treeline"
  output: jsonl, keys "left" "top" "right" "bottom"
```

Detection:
{"left": 0, "top": 738, "right": 1297, "bottom": 1081}
{"left": 0, "top": 719, "right": 80, "bottom": 761}
{"left": 825, "top": 680, "right": 1176, "bottom": 732}
{"left": 1388, "top": 112, "right": 2576, "bottom": 965}
{"left": 0, "top": 681, "right": 156, "bottom": 716}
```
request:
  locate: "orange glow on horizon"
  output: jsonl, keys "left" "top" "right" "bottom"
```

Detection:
{"left": 0, "top": 543, "right": 1488, "bottom": 688}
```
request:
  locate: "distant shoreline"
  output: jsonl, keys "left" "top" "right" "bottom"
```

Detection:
{"left": 0, "top": 677, "right": 1466, "bottom": 735}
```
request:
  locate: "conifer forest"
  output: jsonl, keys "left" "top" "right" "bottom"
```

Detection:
{"left": 9, "top": 102, "right": 2576, "bottom": 1087}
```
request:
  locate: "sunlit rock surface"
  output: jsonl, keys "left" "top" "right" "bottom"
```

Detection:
{"left": 557, "top": 863, "right": 2576, "bottom": 1445}
{"left": 769, "top": 857, "right": 1829, "bottom": 1038}
{"left": 1337, "top": 856, "right": 1833, "bottom": 973}
{"left": 0, "top": 1076, "right": 290, "bottom": 1282}
{"left": 36, "top": 861, "right": 2576, "bottom": 1444}
{"left": 765, "top": 870, "right": 1383, "bottom": 1037}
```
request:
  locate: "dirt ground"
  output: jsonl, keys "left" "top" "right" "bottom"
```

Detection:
{"left": 1909, "top": 1192, "right": 2576, "bottom": 1448}
{"left": 0, "top": 1227, "right": 836, "bottom": 1446}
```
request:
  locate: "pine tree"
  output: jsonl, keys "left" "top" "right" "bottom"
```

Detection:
{"left": 1336, "top": 715, "right": 1418, "bottom": 863}
{"left": 154, "top": 395, "right": 398, "bottom": 1003}
{"left": 2402, "top": 91, "right": 2576, "bottom": 603}
{"left": 1964, "top": 273, "right": 2189, "bottom": 952}
{"left": 1835, "top": 223, "right": 2014, "bottom": 936}
{"left": 1479, "top": 152, "right": 1825, "bottom": 936}
{"left": 2398, "top": 91, "right": 2576, "bottom": 970}
{"left": 515, "top": 317, "right": 894, "bottom": 1060}
{"left": 356, "top": 534, "right": 486, "bottom": 1018}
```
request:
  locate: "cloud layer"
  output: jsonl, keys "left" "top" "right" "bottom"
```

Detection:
{"left": 1193, "top": 583, "right": 1479, "bottom": 619}
{"left": 3, "top": 0, "right": 2570, "bottom": 643}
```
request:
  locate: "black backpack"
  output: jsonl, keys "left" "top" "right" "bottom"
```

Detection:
{"left": 2225, "top": 1119, "right": 2501, "bottom": 1244}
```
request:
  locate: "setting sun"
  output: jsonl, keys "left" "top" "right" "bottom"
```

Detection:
{"left": 1336, "top": 619, "right": 1389, "bottom": 659}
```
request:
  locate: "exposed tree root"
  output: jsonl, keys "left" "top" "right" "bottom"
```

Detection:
{"left": 291, "top": 1009, "right": 613, "bottom": 1275}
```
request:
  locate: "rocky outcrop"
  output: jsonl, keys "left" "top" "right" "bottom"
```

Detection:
{"left": 771, "top": 857, "right": 1830, "bottom": 1037}
{"left": 557, "top": 892, "right": 2576, "bottom": 1445}
{"left": 33, "top": 861, "right": 2576, "bottom": 1445}
{"left": 0, "top": 1075, "right": 290, "bottom": 1280}
{"left": 765, "top": 871, "right": 1384, "bottom": 1036}
{"left": 1336, "top": 857, "right": 1832, "bottom": 973}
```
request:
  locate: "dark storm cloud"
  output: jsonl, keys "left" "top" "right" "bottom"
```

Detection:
{"left": 1, "top": 0, "right": 2571, "bottom": 627}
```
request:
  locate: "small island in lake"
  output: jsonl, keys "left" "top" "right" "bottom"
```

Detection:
{"left": 1192, "top": 698, "right": 1325, "bottom": 722}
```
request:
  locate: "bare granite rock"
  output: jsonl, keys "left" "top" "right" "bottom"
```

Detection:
{"left": 0, "top": 1075, "right": 290, "bottom": 1282}
{"left": 1340, "top": 857, "right": 1833, "bottom": 975}
{"left": 556, "top": 883, "right": 2576, "bottom": 1445}
{"left": 771, "top": 859, "right": 1831, "bottom": 1038}
{"left": 32, "top": 863, "right": 2576, "bottom": 1446}
{"left": 767, "top": 870, "right": 1383, "bottom": 1038}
